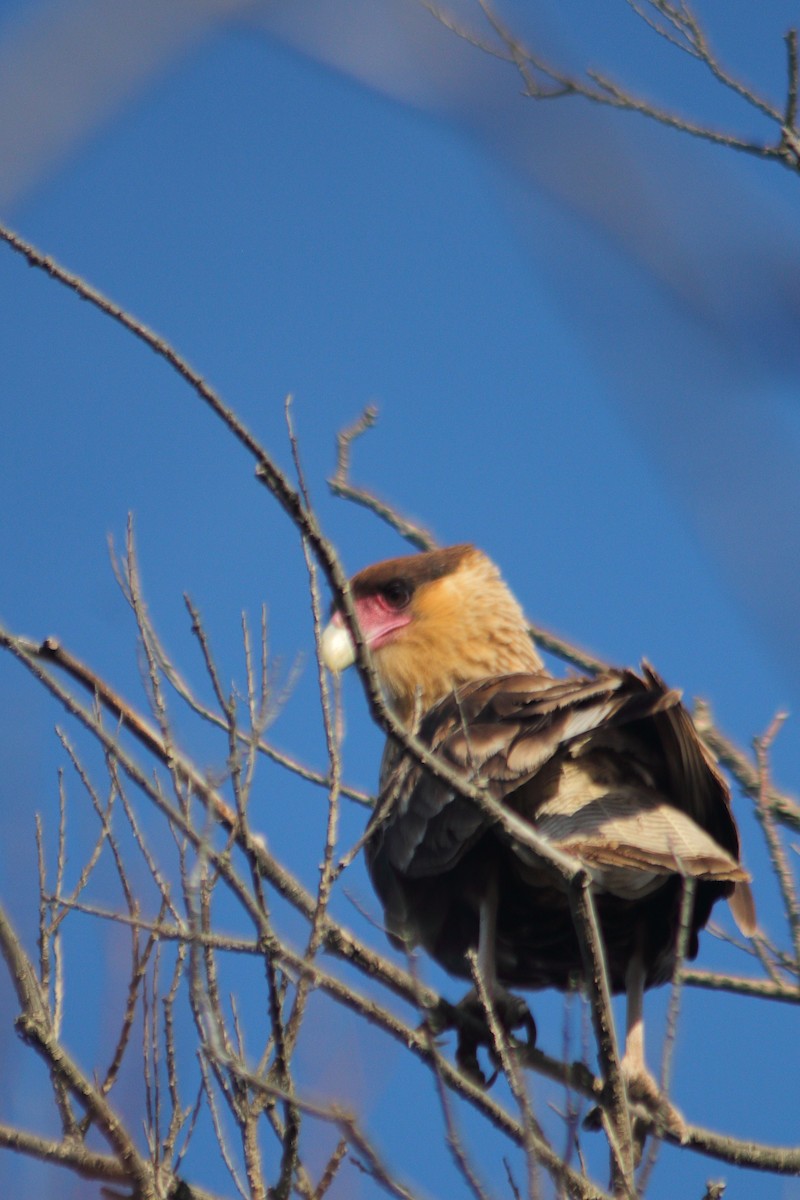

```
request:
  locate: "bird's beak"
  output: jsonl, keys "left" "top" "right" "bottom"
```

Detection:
{"left": 320, "top": 613, "right": 356, "bottom": 672}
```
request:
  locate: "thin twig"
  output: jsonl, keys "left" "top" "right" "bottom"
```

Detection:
{"left": 680, "top": 969, "right": 800, "bottom": 1003}
{"left": 468, "top": 950, "right": 545, "bottom": 1200}
{"left": 693, "top": 699, "right": 800, "bottom": 833}
{"left": 0, "top": 904, "right": 155, "bottom": 1196}
{"left": 637, "top": 879, "right": 696, "bottom": 1190}
{"left": 312, "top": 1138, "right": 348, "bottom": 1199}
{"left": 754, "top": 713, "right": 800, "bottom": 966}
{"left": 328, "top": 405, "right": 435, "bottom": 550}
{"left": 567, "top": 881, "right": 635, "bottom": 1196}
{"left": 419, "top": 1016, "right": 495, "bottom": 1200}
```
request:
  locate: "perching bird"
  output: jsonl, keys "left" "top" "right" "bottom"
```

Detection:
{"left": 321, "top": 544, "right": 755, "bottom": 1108}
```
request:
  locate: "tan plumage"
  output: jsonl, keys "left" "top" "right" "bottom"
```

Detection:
{"left": 322, "top": 544, "right": 755, "bottom": 1099}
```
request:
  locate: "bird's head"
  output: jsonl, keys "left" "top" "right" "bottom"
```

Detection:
{"left": 321, "top": 544, "right": 543, "bottom": 722}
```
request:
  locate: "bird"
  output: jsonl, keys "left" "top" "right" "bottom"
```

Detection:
{"left": 321, "top": 543, "right": 755, "bottom": 1113}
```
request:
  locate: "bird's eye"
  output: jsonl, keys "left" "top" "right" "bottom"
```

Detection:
{"left": 381, "top": 578, "right": 412, "bottom": 609}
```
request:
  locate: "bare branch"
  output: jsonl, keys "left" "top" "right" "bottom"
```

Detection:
{"left": 0, "top": 1123, "right": 129, "bottom": 1185}
{"left": 567, "top": 880, "right": 636, "bottom": 1195}
{"left": 422, "top": 0, "right": 800, "bottom": 172}
{"left": 693, "top": 699, "right": 800, "bottom": 833}
{"left": 681, "top": 969, "right": 800, "bottom": 1004}
{"left": 754, "top": 714, "right": 800, "bottom": 966}
{"left": 328, "top": 405, "right": 435, "bottom": 550}
{"left": 0, "top": 903, "right": 155, "bottom": 1196}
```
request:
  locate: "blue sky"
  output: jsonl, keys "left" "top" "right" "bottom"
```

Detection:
{"left": 0, "top": 3, "right": 799, "bottom": 1198}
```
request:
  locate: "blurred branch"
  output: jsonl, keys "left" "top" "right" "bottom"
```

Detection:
{"left": 422, "top": 0, "right": 800, "bottom": 172}
{"left": 528, "top": 624, "right": 609, "bottom": 675}
{"left": 0, "top": 1124, "right": 127, "bottom": 1186}
{"left": 681, "top": 968, "right": 800, "bottom": 1004}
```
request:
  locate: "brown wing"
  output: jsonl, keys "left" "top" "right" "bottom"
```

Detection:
{"left": 371, "top": 668, "right": 683, "bottom": 878}
{"left": 367, "top": 666, "right": 753, "bottom": 979}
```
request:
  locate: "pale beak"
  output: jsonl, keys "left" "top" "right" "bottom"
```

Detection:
{"left": 320, "top": 616, "right": 356, "bottom": 672}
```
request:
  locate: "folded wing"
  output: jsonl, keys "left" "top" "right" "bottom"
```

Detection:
{"left": 369, "top": 663, "right": 754, "bottom": 985}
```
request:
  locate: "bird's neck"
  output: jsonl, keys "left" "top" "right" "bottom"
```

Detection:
{"left": 378, "top": 566, "right": 545, "bottom": 725}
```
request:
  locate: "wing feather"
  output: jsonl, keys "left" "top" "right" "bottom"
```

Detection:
{"left": 367, "top": 661, "right": 754, "bottom": 980}
{"left": 532, "top": 787, "right": 747, "bottom": 884}
{"left": 373, "top": 668, "right": 686, "bottom": 876}
{"left": 371, "top": 665, "right": 748, "bottom": 895}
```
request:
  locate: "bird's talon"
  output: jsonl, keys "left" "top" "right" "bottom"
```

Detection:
{"left": 648, "top": 1096, "right": 688, "bottom": 1142}
{"left": 622, "top": 1063, "right": 687, "bottom": 1141}
{"left": 582, "top": 1068, "right": 688, "bottom": 1147}
{"left": 455, "top": 1037, "right": 492, "bottom": 1087}
{"left": 426, "top": 988, "right": 536, "bottom": 1085}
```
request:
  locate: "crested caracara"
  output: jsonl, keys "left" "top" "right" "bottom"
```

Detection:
{"left": 321, "top": 544, "right": 755, "bottom": 1106}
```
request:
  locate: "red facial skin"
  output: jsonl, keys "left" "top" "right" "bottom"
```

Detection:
{"left": 332, "top": 593, "right": 412, "bottom": 650}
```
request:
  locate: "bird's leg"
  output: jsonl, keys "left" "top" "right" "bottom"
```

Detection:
{"left": 429, "top": 870, "right": 536, "bottom": 1085}
{"left": 476, "top": 869, "right": 537, "bottom": 1052}
{"left": 621, "top": 951, "right": 648, "bottom": 1095}
{"left": 477, "top": 866, "right": 499, "bottom": 998}
{"left": 621, "top": 952, "right": 686, "bottom": 1143}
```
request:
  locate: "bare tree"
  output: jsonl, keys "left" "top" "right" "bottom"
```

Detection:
{"left": 1, "top": 6, "right": 799, "bottom": 1195}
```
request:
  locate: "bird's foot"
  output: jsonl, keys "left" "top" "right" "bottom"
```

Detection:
{"left": 621, "top": 1059, "right": 688, "bottom": 1143}
{"left": 427, "top": 987, "right": 536, "bottom": 1087}
{"left": 583, "top": 1061, "right": 687, "bottom": 1154}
